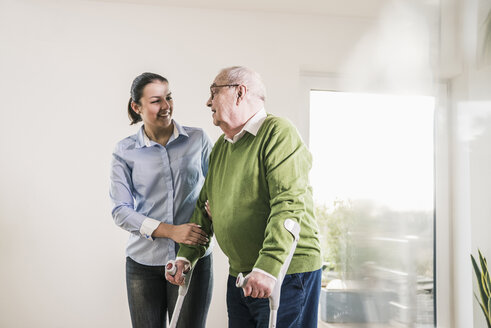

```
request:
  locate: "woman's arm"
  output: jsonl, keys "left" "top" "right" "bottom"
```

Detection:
{"left": 110, "top": 151, "right": 208, "bottom": 245}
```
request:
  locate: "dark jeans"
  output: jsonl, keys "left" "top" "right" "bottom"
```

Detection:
{"left": 226, "top": 269, "right": 322, "bottom": 328}
{"left": 126, "top": 255, "right": 213, "bottom": 328}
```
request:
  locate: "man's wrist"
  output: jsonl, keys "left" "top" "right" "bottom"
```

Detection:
{"left": 252, "top": 268, "right": 277, "bottom": 281}
{"left": 175, "top": 257, "right": 191, "bottom": 267}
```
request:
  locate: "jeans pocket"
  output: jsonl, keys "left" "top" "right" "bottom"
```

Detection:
{"left": 286, "top": 273, "right": 304, "bottom": 291}
{"left": 292, "top": 273, "right": 305, "bottom": 290}
{"left": 278, "top": 274, "right": 305, "bottom": 328}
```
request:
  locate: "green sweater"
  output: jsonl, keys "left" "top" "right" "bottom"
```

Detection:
{"left": 177, "top": 115, "right": 322, "bottom": 277}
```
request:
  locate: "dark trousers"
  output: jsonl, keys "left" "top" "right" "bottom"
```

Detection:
{"left": 126, "top": 255, "right": 213, "bottom": 328}
{"left": 226, "top": 269, "right": 322, "bottom": 328}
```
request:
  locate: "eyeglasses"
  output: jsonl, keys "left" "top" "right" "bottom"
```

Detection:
{"left": 209, "top": 84, "right": 240, "bottom": 100}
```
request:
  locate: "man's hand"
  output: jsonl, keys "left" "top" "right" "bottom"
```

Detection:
{"left": 165, "top": 260, "right": 190, "bottom": 286}
{"left": 242, "top": 271, "right": 276, "bottom": 298}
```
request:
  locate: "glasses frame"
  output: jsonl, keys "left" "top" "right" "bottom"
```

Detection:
{"left": 209, "top": 84, "right": 240, "bottom": 100}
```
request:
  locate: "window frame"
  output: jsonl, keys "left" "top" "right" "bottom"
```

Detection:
{"left": 300, "top": 72, "right": 451, "bottom": 327}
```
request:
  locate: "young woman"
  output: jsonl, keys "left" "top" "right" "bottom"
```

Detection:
{"left": 110, "top": 72, "right": 213, "bottom": 328}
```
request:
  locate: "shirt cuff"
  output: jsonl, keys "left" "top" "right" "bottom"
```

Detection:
{"left": 175, "top": 257, "right": 191, "bottom": 266}
{"left": 252, "top": 268, "right": 277, "bottom": 281}
{"left": 140, "top": 218, "right": 161, "bottom": 241}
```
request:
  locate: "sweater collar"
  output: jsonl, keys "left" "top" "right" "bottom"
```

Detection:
{"left": 224, "top": 107, "right": 267, "bottom": 143}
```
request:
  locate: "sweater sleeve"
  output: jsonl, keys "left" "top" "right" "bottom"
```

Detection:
{"left": 254, "top": 119, "right": 313, "bottom": 277}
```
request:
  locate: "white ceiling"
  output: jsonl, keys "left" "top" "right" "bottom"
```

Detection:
{"left": 92, "top": 0, "right": 390, "bottom": 18}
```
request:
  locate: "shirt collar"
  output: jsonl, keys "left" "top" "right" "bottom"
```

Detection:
{"left": 137, "top": 120, "right": 187, "bottom": 148}
{"left": 224, "top": 107, "right": 267, "bottom": 143}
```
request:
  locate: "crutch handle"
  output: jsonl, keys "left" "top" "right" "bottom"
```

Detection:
{"left": 166, "top": 260, "right": 177, "bottom": 276}
{"left": 236, "top": 272, "right": 247, "bottom": 288}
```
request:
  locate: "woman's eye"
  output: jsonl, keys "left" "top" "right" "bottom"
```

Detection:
{"left": 151, "top": 100, "right": 160, "bottom": 104}
{"left": 166, "top": 96, "right": 173, "bottom": 101}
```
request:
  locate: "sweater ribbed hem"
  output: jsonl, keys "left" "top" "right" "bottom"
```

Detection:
{"left": 229, "top": 253, "right": 322, "bottom": 278}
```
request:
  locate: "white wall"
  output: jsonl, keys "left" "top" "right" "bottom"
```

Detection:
{"left": 0, "top": 0, "right": 372, "bottom": 327}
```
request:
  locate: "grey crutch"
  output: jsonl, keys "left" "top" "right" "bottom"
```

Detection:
{"left": 166, "top": 260, "right": 193, "bottom": 328}
{"left": 236, "top": 218, "right": 301, "bottom": 328}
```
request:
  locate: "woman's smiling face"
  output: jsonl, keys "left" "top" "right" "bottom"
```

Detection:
{"left": 134, "top": 81, "right": 173, "bottom": 129}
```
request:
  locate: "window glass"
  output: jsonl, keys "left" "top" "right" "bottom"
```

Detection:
{"left": 311, "top": 90, "right": 435, "bottom": 327}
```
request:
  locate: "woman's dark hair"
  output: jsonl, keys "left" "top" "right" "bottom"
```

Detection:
{"left": 128, "top": 72, "right": 168, "bottom": 125}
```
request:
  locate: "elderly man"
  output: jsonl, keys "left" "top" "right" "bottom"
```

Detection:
{"left": 167, "top": 66, "right": 322, "bottom": 327}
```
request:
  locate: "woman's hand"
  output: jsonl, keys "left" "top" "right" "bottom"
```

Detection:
{"left": 169, "top": 223, "right": 209, "bottom": 245}
{"left": 152, "top": 222, "right": 208, "bottom": 245}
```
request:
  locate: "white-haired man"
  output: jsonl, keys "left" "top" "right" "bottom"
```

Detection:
{"left": 168, "top": 66, "right": 322, "bottom": 327}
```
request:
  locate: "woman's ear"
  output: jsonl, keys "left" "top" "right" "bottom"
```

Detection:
{"left": 131, "top": 101, "right": 141, "bottom": 114}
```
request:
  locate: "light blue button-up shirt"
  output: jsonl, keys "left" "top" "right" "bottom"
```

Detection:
{"left": 110, "top": 121, "right": 213, "bottom": 266}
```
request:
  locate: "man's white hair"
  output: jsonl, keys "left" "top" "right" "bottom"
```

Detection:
{"left": 218, "top": 66, "right": 266, "bottom": 102}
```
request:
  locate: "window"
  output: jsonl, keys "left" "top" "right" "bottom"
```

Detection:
{"left": 311, "top": 90, "right": 435, "bottom": 327}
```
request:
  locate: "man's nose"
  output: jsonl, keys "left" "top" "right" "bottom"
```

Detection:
{"left": 206, "top": 97, "right": 212, "bottom": 107}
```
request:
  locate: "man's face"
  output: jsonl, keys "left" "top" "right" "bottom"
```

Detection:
{"left": 206, "top": 76, "right": 238, "bottom": 130}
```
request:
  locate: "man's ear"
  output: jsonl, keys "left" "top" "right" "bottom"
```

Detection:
{"left": 236, "top": 85, "right": 247, "bottom": 105}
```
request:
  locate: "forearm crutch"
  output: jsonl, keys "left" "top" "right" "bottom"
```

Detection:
{"left": 166, "top": 260, "right": 193, "bottom": 328}
{"left": 236, "top": 218, "right": 301, "bottom": 328}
